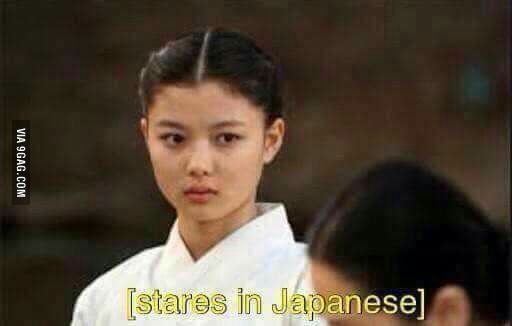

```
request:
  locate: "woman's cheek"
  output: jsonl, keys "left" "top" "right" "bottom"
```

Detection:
{"left": 233, "top": 152, "right": 264, "bottom": 193}
{"left": 151, "top": 153, "right": 181, "bottom": 202}
{"left": 147, "top": 141, "right": 167, "bottom": 170}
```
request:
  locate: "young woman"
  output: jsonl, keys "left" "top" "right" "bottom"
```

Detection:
{"left": 308, "top": 161, "right": 509, "bottom": 326}
{"left": 71, "top": 28, "right": 323, "bottom": 325}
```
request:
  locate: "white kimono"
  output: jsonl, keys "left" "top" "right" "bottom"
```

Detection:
{"left": 71, "top": 203, "right": 325, "bottom": 325}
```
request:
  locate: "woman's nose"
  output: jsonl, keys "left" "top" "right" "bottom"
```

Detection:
{"left": 186, "top": 141, "right": 214, "bottom": 177}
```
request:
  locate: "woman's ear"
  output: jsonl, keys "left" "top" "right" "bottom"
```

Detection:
{"left": 427, "top": 285, "right": 471, "bottom": 326}
{"left": 140, "top": 117, "right": 148, "bottom": 144}
{"left": 263, "top": 118, "right": 285, "bottom": 164}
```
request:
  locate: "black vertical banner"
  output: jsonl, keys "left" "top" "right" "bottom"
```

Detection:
{"left": 12, "top": 120, "right": 30, "bottom": 205}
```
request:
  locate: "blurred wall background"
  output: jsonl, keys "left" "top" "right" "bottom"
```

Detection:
{"left": 2, "top": 1, "right": 509, "bottom": 325}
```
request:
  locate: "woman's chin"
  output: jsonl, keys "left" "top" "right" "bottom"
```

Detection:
{"left": 177, "top": 204, "right": 225, "bottom": 223}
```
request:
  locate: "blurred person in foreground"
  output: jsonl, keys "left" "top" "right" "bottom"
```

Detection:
{"left": 308, "top": 160, "right": 509, "bottom": 326}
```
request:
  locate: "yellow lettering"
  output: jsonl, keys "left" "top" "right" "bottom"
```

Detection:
{"left": 399, "top": 295, "right": 417, "bottom": 315}
{"left": 289, "top": 294, "right": 307, "bottom": 314}
{"left": 162, "top": 293, "right": 180, "bottom": 314}
{"left": 272, "top": 288, "right": 288, "bottom": 314}
{"left": 326, "top": 295, "right": 345, "bottom": 314}
{"left": 191, "top": 294, "right": 210, "bottom": 314}
{"left": 135, "top": 293, "right": 152, "bottom": 314}
{"left": 306, "top": 294, "right": 326, "bottom": 321}
{"left": 244, "top": 294, "right": 262, "bottom": 314}
{"left": 179, "top": 294, "right": 192, "bottom": 314}
{"left": 151, "top": 289, "right": 162, "bottom": 314}
{"left": 126, "top": 288, "right": 136, "bottom": 320}
{"left": 344, "top": 294, "right": 362, "bottom": 314}
{"left": 364, "top": 295, "right": 381, "bottom": 314}
{"left": 211, "top": 294, "right": 227, "bottom": 314}
{"left": 382, "top": 295, "right": 398, "bottom": 314}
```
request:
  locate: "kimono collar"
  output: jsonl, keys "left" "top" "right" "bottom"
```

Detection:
{"left": 153, "top": 203, "right": 296, "bottom": 288}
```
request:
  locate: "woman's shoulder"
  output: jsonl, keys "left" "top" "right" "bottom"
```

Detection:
{"left": 256, "top": 240, "right": 309, "bottom": 285}
{"left": 283, "top": 239, "right": 308, "bottom": 262}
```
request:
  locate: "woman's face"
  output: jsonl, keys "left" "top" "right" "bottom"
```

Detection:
{"left": 311, "top": 260, "right": 411, "bottom": 326}
{"left": 141, "top": 80, "right": 283, "bottom": 223}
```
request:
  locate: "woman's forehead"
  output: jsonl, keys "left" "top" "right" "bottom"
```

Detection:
{"left": 153, "top": 81, "right": 249, "bottom": 108}
{"left": 148, "top": 82, "right": 265, "bottom": 127}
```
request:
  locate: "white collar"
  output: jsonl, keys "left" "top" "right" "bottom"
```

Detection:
{"left": 153, "top": 203, "right": 295, "bottom": 288}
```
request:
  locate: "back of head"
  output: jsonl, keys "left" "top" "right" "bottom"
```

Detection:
{"left": 308, "top": 160, "right": 510, "bottom": 324}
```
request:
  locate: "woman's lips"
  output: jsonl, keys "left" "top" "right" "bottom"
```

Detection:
{"left": 184, "top": 186, "right": 217, "bottom": 204}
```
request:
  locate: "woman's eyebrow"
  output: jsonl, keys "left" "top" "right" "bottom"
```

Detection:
{"left": 156, "top": 119, "right": 186, "bottom": 130}
{"left": 211, "top": 120, "right": 246, "bottom": 129}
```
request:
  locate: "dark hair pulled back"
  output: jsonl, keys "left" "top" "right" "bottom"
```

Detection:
{"left": 138, "top": 27, "right": 283, "bottom": 126}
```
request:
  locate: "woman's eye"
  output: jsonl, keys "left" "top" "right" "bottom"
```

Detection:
{"left": 216, "top": 133, "right": 240, "bottom": 145}
{"left": 160, "top": 133, "right": 185, "bottom": 146}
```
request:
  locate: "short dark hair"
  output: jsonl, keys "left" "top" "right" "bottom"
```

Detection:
{"left": 308, "top": 160, "right": 509, "bottom": 324}
{"left": 138, "top": 27, "right": 283, "bottom": 126}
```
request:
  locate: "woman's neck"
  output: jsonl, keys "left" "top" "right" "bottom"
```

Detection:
{"left": 177, "top": 200, "right": 258, "bottom": 261}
